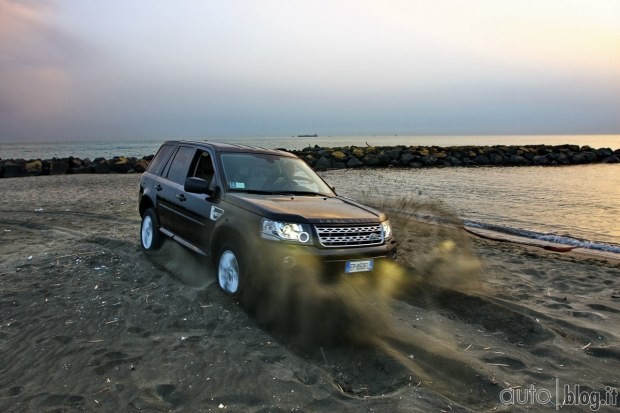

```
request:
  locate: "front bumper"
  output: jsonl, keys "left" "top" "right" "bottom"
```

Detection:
{"left": 254, "top": 239, "right": 398, "bottom": 275}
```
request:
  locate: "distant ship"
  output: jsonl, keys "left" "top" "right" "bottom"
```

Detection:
{"left": 296, "top": 134, "right": 318, "bottom": 138}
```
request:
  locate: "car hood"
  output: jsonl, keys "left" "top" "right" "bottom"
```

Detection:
{"left": 225, "top": 193, "right": 387, "bottom": 224}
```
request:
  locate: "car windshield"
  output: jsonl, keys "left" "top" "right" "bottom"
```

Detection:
{"left": 220, "top": 153, "right": 334, "bottom": 195}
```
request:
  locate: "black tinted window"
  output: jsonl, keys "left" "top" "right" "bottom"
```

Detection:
{"left": 147, "top": 144, "right": 174, "bottom": 176}
{"left": 166, "top": 146, "right": 194, "bottom": 184}
{"left": 191, "top": 151, "right": 216, "bottom": 187}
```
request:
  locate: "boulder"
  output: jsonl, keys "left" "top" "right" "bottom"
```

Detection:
{"left": 315, "top": 156, "right": 332, "bottom": 169}
{"left": 134, "top": 159, "right": 150, "bottom": 172}
{"left": 362, "top": 153, "right": 381, "bottom": 167}
{"left": 49, "top": 158, "right": 69, "bottom": 175}
{"left": 572, "top": 151, "right": 597, "bottom": 164}
{"left": 421, "top": 155, "right": 437, "bottom": 166}
{"left": 520, "top": 149, "right": 535, "bottom": 160}
{"left": 92, "top": 158, "right": 110, "bottom": 173}
{"left": 25, "top": 160, "right": 43, "bottom": 175}
{"left": 532, "top": 155, "right": 550, "bottom": 165}
{"left": 351, "top": 147, "right": 365, "bottom": 158}
{"left": 386, "top": 149, "right": 401, "bottom": 160}
{"left": 473, "top": 155, "right": 490, "bottom": 165}
{"left": 110, "top": 157, "right": 134, "bottom": 173}
{"left": 69, "top": 157, "right": 83, "bottom": 168}
{"left": 68, "top": 157, "right": 91, "bottom": 174}
{"left": 1, "top": 160, "right": 24, "bottom": 178}
{"left": 550, "top": 152, "right": 570, "bottom": 165}
{"left": 377, "top": 152, "right": 391, "bottom": 165}
{"left": 346, "top": 157, "right": 364, "bottom": 168}
{"left": 414, "top": 148, "right": 430, "bottom": 157}
{"left": 332, "top": 151, "right": 348, "bottom": 161}
{"left": 596, "top": 148, "right": 613, "bottom": 158}
{"left": 316, "top": 149, "right": 330, "bottom": 158}
{"left": 508, "top": 155, "right": 529, "bottom": 166}
{"left": 400, "top": 152, "right": 416, "bottom": 165}
{"left": 446, "top": 156, "right": 463, "bottom": 166}
{"left": 488, "top": 153, "right": 505, "bottom": 165}
{"left": 303, "top": 154, "right": 316, "bottom": 166}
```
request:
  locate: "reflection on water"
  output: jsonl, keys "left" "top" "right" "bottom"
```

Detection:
{"left": 321, "top": 164, "right": 620, "bottom": 246}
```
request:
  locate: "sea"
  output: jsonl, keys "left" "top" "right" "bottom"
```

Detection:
{"left": 1, "top": 134, "right": 619, "bottom": 255}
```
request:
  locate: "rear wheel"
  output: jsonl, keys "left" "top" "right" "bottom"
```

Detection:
{"left": 217, "top": 242, "right": 245, "bottom": 295}
{"left": 140, "top": 208, "right": 161, "bottom": 251}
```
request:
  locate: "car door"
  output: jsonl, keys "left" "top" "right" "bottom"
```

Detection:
{"left": 156, "top": 145, "right": 195, "bottom": 235}
{"left": 175, "top": 149, "right": 221, "bottom": 252}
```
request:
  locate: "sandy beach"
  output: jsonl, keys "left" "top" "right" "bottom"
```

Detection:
{"left": 1, "top": 173, "right": 619, "bottom": 412}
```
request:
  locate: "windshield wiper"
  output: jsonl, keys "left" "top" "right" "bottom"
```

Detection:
{"left": 230, "top": 188, "right": 333, "bottom": 197}
{"left": 229, "top": 189, "right": 276, "bottom": 195}
{"left": 271, "top": 190, "right": 332, "bottom": 197}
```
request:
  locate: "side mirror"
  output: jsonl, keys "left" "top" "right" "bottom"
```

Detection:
{"left": 185, "top": 177, "right": 214, "bottom": 197}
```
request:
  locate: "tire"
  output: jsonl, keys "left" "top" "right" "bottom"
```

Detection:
{"left": 140, "top": 208, "right": 162, "bottom": 251}
{"left": 217, "top": 241, "right": 245, "bottom": 295}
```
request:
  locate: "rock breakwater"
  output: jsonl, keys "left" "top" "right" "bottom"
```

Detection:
{"left": 0, "top": 156, "right": 154, "bottom": 178}
{"left": 290, "top": 144, "right": 620, "bottom": 169}
{"left": 1, "top": 144, "right": 618, "bottom": 178}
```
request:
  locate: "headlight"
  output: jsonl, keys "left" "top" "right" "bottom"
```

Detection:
{"left": 261, "top": 219, "right": 312, "bottom": 243}
{"left": 381, "top": 220, "right": 393, "bottom": 240}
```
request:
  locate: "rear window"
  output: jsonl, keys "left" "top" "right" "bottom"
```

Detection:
{"left": 147, "top": 144, "right": 174, "bottom": 176}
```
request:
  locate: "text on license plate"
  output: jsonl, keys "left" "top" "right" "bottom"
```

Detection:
{"left": 345, "top": 259, "right": 374, "bottom": 273}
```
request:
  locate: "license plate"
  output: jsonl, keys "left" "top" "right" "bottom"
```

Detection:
{"left": 345, "top": 259, "right": 374, "bottom": 273}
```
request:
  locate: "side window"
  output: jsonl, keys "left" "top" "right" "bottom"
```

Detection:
{"left": 166, "top": 146, "right": 195, "bottom": 185}
{"left": 191, "top": 150, "right": 216, "bottom": 187}
{"left": 146, "top": 144, "right": 174, "bottom": 176}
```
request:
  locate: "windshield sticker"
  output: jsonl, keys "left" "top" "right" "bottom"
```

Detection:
{"left": 230, "top": 181, "right": 245, "bottom": 189}
{"left": 210, "top": 206, "right": 224, "bottom": 221}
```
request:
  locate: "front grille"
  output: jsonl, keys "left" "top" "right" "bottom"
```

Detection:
{"left": 315, "top": 224, "right": 384, "bottom": 248}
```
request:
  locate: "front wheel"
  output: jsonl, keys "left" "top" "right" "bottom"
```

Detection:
{"left": 217, "top": 242, "right": 245, "bottom": 295}
{"left": 140, "top": 208, "right": 161, "bottom": 251}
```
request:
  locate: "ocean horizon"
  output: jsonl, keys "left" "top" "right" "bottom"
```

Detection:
{"left": 1, "top": 134, "right": 619, "bottom": 161}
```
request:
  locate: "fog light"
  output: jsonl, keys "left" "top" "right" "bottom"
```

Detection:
{"left": 298, "top": 232, "right": 310, "bottom": 243}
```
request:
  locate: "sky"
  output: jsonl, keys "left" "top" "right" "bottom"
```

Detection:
{"left": 1, "top": 0, "right": 619, "bottom": 142}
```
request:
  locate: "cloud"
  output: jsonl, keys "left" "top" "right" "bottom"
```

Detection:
{"left": 0, "top": 0, "right": 618, "bottom": 141}
{"left": 0, "top": 0, "right": 85, "bottom": 138}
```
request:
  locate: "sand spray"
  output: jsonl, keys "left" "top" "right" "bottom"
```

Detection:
{"left": 145, "top": 197, "right": 501, "bottom": 407}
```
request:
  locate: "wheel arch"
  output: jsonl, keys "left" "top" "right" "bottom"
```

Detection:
{"left": 139, "top": 196, "right": 155, "bottom": 217}
{"left": 211, "top": 225, "right": 247, "bottom": 263}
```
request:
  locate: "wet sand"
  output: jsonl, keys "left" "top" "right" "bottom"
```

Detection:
{"left": 1, "top": 174, "right": 619, "bottom": 412}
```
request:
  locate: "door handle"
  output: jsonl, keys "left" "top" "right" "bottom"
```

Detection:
{"left": 176, "top": 194, "right": 186, "bottom": 202}
{"left": 155, "top": 184, "right": 163, "bottom": 192}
